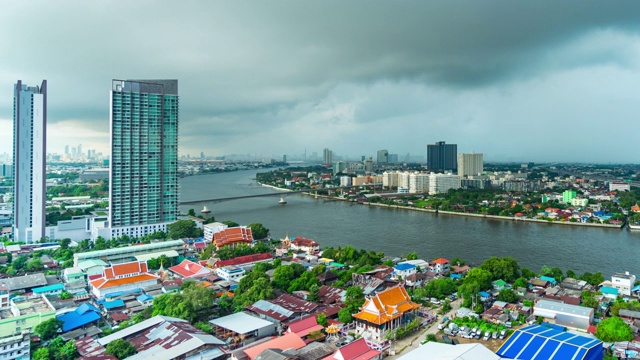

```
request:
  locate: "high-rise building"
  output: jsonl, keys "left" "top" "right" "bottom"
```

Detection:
{"left": 457, "top": 152, "right": 484, "bottom": 177}
{"left": 13, "top": 80, "right": 47, "bottom": 243}
{"left": 64, "top": 145, "right": 70, "bottom": 155}
{"left": 333, "top": 161, "right": 347, "bottom": 176}
{"left": 323, "top": 148, "right": 333, "bottom": 165}
{"left": 377, "top": 149, "right": 389, "bottom": 164}
{"left": 363, "top": 157, "right": 374, "bottom": 173}
{"left": 108, "top": 80, "right": 178, "bottom": 237}
{"left": 427, "top": 141, "right": 457, "bottom": 173}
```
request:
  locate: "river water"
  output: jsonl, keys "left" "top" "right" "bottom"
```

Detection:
{"left": 179, "top": 169, "right": 640, "bottom": 277}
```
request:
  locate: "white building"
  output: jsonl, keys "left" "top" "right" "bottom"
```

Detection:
{"left": 399, "top": 171, "right": 411, "bottom": 190}
{"left": 382, "top": 171, "right": 399, "bottom": 189}
{"left": 203, "top": 222, "right": 228, "bottom": 243}
{"left": 533, "top": 299, "right": 593, "bottom": 331}
{"left": 216, "top": 266, "right": 245, "bottom": 281}
{"left": 457, "top": 152, "right": 484, "bottom": 177}
{"left": 0, "top": 331, "right": 30, "bottom": 360}
{"left": 612, "top": 272, "right": 636, "bottom": 296}
{"left": 609, "top": 182, "right": 631, "bottom": 192}
{"left": 571, "top": 198, "right": 589, "bottom": 207}
{"left": 13, "top": 80, "right": 47, "bottom": 243}
{"left": 428, "top": 174, "right": 461, "bottom": 195}
{"left": 340, "top": 176, "right": 352, "bottom": 187}
{"left": 409, "top": 173, "right": 430, "bottom": 193}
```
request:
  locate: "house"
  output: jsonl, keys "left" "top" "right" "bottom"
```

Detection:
{"left": 57, "top": 303, "right": 102, "bottom": 332}
{"left": 89, "top": 261, "right": 160, "bottom": 299}
{"left": 533, "top": 299, "right": 593, "bottom": 331}
{"left": 238, "top": 333, "right": 306, "bottom": 360}
{"left": 33, "top": 283, "right": 65, "bottom": 297}
{"left": 316, "top": 270, "right": 338, "bottom": 285}
{"left": 63, "top": 267, "right": 85, "bottom": 283}
{"left": 325, "top": 338, "right": 382, "bottom": 360}
{"left": 286, "top": 314, "right": 324, "bottom": 340}
{"left": 392, "top": 263, "right": 417, "bottom": 280}
{"left": 209, "top": 312, "right": 276, "bottom": 348}
{"left": 214, "top": 253, "right": 274, "bottom": 270}
{"left": 398, "top": 259, "right": 429, "bottom": 272}
{"left": 77, "top": 259, "right": 109, "bottom": 277}
{"left": 245, "top": 300, "right": 295, "bottom": 324}
{"left": 353, "top": 285, "right": 420, "bottom": 345}
{"left": 612, "top": 272, "right": 636, "bottom": 296}
{"left": 136, "top": 294, "right": 153, "bottom": 306}
{"left": 539, "top": 276, "right": 557, "bottom": 286}
{"left": 290, "top": 237, "right": 320, "bottom": 253}
{"left": 429, "top": 258, "right": 450, "bottom": 274}
{"left": 450, "top": 265, "right": 470, "bottom": 275}
{"left": 76, "top": 315, "right": 227, "bottom": 360}
{"left": 0, "top": 273, "right": 47, "bottom": 293}
{"left": 317, "top": 285, "right": 345, "bottom": 305}
{"left": 169, "top": 259, "right": 212, "bottom": 279}
{"left": 600, "top": 286, "right": 619, "bottom": 300}
{"left": 215, "top": 265, "right": 246, "bottom": 281}
{"left": 492, "top": 279, "right": 509, "bottom": 291}
{"left": 212, "top": 226, "right": 254, "bottom": 249}
{"left": 268, "top": 294, "right": 319, "bottom": 317}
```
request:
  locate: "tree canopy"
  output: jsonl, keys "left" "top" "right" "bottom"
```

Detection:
{"left": 167, "top": 219, "right": 203, "bottom": 239}
{"left": 497, "top": 289, "right": 518, "bottom": 303}
{"left": 152, "top": 284, "right": 215, "bottom": 322}
{"left": 479, "top": 257, "right": 521, "bottom": 283}
{"left": 105, "top": 339, "right": 137, "bottom": 359}
{"left": 34, "top": 318, "right": 62, "bottom": 341}
{"left": 248, "top": 223, "right": 270, "bottom": 239}
{"left": 595, "top": 316, "right": 633, "bottom": 342}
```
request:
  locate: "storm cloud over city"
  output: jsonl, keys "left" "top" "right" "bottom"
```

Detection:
{"left": 2, "top": 1, "right": 640, "bottom": 162}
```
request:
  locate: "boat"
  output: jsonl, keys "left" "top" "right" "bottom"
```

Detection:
{"left": 201, "top": 206, "right": 211, "bottom": 214}
{"left": 279, "top": 197, "right": 287, "bottom": 205}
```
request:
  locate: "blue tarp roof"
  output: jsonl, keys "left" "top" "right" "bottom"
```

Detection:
{"left": 601, "top": 286, "right": 619, "bottom": 295}
{"left": 540, "top": 276, "right": 557, "bottom": 284}
{"left": 478, "top": 291, "right": 491, "bottom": 297}
{"left": 497, "top": 324, "right": 602, "bottom": 360}
{"left": 450, "top": 274, "right": 462, "bottom": 279}
{"left": 103, "top": 299, "right": 125, "bottom": 309}
{"left": 57, "top": 304, "right": 102, "bottom": 332}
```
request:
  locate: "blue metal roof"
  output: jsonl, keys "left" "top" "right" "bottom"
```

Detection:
{"left": 497, "top": 324, "right": 602, "bottom": 360}
{"left": 57, "top": 304, "right": 102, "bottom": 332}
{"left": 450, "top": 274, "right": 462, "bottom": 279}
{"left": 601, "top": 286, "right": 618, "bottom": 295}
{"left": 103, "top": 299, "right": 125, "bottom": 309}
{"left": 540, "top": 276, "right": 557, "bottom": 284}
{"left": 32, "top": 283, "right": 65, "bottom": 293}
{"left": 478, "top": 291, "right": 491, "bottom": 297}
{"left": 137, "top": 294, "right": 153, "bottom": 302}
{"left": 394, "top": 263, "right": 417, "bottom": 271}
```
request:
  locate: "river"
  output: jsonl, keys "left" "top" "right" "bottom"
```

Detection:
{"left": 179, "top": 169, "right": 640, "bottom": 277}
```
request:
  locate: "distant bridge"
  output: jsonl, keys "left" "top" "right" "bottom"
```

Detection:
{"left": 178, "top": 183, "right": 383, "bottom": 205}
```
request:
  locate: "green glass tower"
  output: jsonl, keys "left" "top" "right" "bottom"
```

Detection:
{"left": 109, "top": 80, "right": 178, "bottom": 229}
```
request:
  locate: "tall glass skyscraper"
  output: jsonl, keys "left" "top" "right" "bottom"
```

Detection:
{"left": 13, "top": 80, "right": 47, "bottom": 243}
{"left": 427, "top": 141, "right": 457, "bottom": 173}
{"left": 109, "top": 80, "right": 178, "bottom": 230}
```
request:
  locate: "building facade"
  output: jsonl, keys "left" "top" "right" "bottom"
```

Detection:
{"left": 427, "top": 141, "right": 457, "bottom": 173}
{"left": 13, "top": 80, "right": 47, "bottom": 243}
{"left": 323, "top": 148, "right": 333, "bottom": 165}
{"left": 612, "top": 272, "right": 636, "bottom": 296}
{"left": 109, "top": 80, "right": 179, "bottom": 236}
{"left": 457, "top": 152, "right": 483, "bottom": 177}
{"left": 376, "top": 150, "right": 388, "bottom": 164}
{"left": 428, "top": 174, "right": 461, "bottom": 195}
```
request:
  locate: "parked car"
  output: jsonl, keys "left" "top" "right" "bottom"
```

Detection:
{"left": 431, "top": 298, "right": 441, "bottom": 305}
{"left": 500, "top": 329, "right": 507, "bottom": 339}
{"left": 505, "top": 321, "right": 512, "bottom": 328}
{"left": 442, "top": 335, "right": 451, "bottom": 344}
{"left": 492, "top": 331, "right": 498, "bottom": 339}
{"left": 483, "top": 331, "right": 490, "bottom": 341}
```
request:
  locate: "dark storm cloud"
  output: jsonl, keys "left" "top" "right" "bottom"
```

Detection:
{"left": 1, "top": 1, "right": 640, "bottom": 161}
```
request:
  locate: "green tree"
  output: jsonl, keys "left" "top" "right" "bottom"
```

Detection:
{"left": 497, "top": 289, "right": 518, "bottom": 303}
{"left": 288, "top": 271, "right": 321, "bottom": 293}
{"left": 581, "top": 290, "right": 599, "bottom": 309}
{"left": 187, "top": 208, "right": 196, "bottom": 217}
{"left": 514, "top": 277, "right": 528, "bottom": 289}
{"left": 34, "top": 318, "right": 62, "bottom": 341}
{"left": 32, "top": 348, "right": 49, "bottom": 360}
{"left": 317, "top": 313, "right": 328, "bottom": 327}
{"left": 521, "top": 268, "right": 536, "bottom": 279}
{"left": 479, "top": 257, "right": 521, "bottom": 283}
{"left": 344, "top": 286, "right": 365, "bottom": 313}
{"left": 338, "top": 307, "right": 353, "bottom": 324}
{"left": 59, "top": 291, "right": 73, "bottom": 300}
{"left": 406, "top": 252, "right": 418, "bottom": 260}
{"left": 307, "top": 284, "right": 320, "bottom": 302}
{"left": 222, "top": 220, "right": 240, "bottom": 227}
{"left": 105, "top": 339, "right": 137, "bottom": 359}
{"left": 595, "top": 316, "right": 634, "bottom": 342}
{"left": 167, "top": 219, "right": 201, "bottom": 239}
{"left": 248, "top": 223, "right": 270, "bottom": 239}
{"left": 12, "top": 255, "right": 28, "bottom": 271}
{"left": 234, "top": 277, "right": 275, "bottom": 310}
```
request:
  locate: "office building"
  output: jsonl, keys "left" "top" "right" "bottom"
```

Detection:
{"left": 0, "top": 164, "right": 12, "bottom": 178}
{"left": 376, "top": 149, "right": 388, "bottom": 164}
{"left": 457, "top": 152, "right": 483, "bottom": 177}
{"left": 323, "top": 148, "right": 333, "bottom": 165}
{"left": 333, "top": 161, "right": 347, "bottom": 176}
{"left": 108, "top": 80, "right": 178, "bottom": 237}
{"left": 363, "top": 158, "right": 374, "bottom": 173}
{"left": 427, "top": 141, "right": 457, "bottom": 173}
{"left": 13, "top": 80, "right": 47, "bottom": 243}
{"left": 388, "top": 153, "right": 398, "bottom": 164}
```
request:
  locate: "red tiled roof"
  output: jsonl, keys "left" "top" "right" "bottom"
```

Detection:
{"left": 334, "top": 338, "right": 381, "bottom": 360}
{"left": 90, "top": 274, "right": 159, "bottom": 289}
{"left": 169, "top": 260, "right": 212, "bottom": 278}
{"left": 213, "top": 226, "right": 254, "bottom": 248}
{"left": 214, "top": 253, "right": 273, "bottom": 268}
{"left": 353, "top": 286, "right": 419, "bottom": 325}
{"left": 194, "top": 242, "right": 206, "bottom": 249}
{"left": 292, "top": 237, "right": 319, "bottom": 247}
{"left": 432, "top": 258, "right": 449, "bottom": 265}
{"left": 243, "top": 333, "right": 306, "bottom": 360}
{"left": 103, "top": 261, "right": 148, "bottom": 280}
{"left": 287, "top": 315, "right": 324, "bottom": 338}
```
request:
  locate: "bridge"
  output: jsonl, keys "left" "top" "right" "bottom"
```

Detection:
{"left": 178, "top": 183, "right": 383, "bottom": 205}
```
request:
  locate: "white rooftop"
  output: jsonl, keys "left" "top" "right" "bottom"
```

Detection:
{"left": 209, "top": 312, "right": 273, "bottom": 334}
{"left": 398, "top": 342, "right": 501, "bottom": 360}
{"left": 534, "top": 299, "right": 593, "bottom": 318}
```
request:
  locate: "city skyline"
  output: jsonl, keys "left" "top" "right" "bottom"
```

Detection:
{"left": 2, "top": 2, "right": 640, "bottom": 162}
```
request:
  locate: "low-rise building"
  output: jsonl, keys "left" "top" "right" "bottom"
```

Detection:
{"left": 215, "top": 265, "right": 245, "bottom": 281}
{"left": 62, "top": 267, "right": 85, "bottom": 283}
{"left": 392, "top": 263, "right": 417, "bottom": 280}
{"left": 325, "top": 338, "right": 382, "bottom": 360}
{"left": 168, "top": 259, "right": 212, "bottom": 279}
{"left": 533, "top": 299, "right": 593, "bottom": 331}
{"left": 89, "top": 261, "right": 160, "bottom": 299}
{"left": 32, "top": 283, "right": 64, "bottom": 297}
{"left": 0, "top": 331, "right": 30, "bottom": 360}
{"left": 430, "top": 258, "right": 450, "bottom": 274}
{"left": 612, "top": 272, "right": 636, "bottom": 296}
{"left": 209, "top": 312, "right": 276, "bottom": 348}
{"left": 290, "top": 237, "right": 320, "bottom": 253}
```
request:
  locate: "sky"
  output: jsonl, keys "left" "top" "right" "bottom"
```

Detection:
{"left": 1, "top": 1, "right": 640, "bottom": 163}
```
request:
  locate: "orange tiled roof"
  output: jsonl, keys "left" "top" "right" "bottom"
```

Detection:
{"left": 432, "top": 258, "right": 449, "bottom": 264}
{"left": 104, "top": 261, "right": 148, "bottom": 279}
{"left": 632, "top": 204, "right": 640, "bottom": 213}
{"left": 213, "top": 226, "right": 254, "bottom": 248}
{"left": 353, "top": 286, "right": 420, "bottom": 325}
{"left": 90, "top": 274, "right": 159, "bottom": 289}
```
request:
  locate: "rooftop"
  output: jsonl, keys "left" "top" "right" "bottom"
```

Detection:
{"left": 0, "top": 273, "right": 47, "bottom": 291}
{"left": 209, "top": 312, "right": 274, "bottom": 334}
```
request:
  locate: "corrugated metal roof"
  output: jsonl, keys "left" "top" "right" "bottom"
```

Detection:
{"left": 497, "top": 324, "right": 601, "bottom": 360}
{"left": 209, "top": 312, "right": 274, "bottom": 334}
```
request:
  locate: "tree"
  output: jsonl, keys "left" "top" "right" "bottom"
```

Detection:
{"left": 595, "top": 316, "right": 634, "bottom": 342}
{"left": 248, "top": 223, "right": 270, "bottom": 239}
{"left": 497, "top": 289, "right": 518, "bottom": 303}
{"left": 59, "top": 291, "right": 73, "bottom": 300}
{"left": 59, "top": 238, "right": 71, "bottom": 249}
{"left": 514, "top": 277, "right": 528, "bottom": 289}
{"left": 338, "top": 307, "right": 353, "bottom": 324}
{"left": 167, "top": 219, "right": 202, "bottom": 239}
{"left": 105, "top": 339, "right": 137, "bottom": 359}
{"left": 317, "top": 313, "right": 328, "bottom": 327}
{"left": 479, "top": 257, "right": 521, "bottom": 283}
{"left": 187, "top": 208, "right": 196, "bottom": 217}
{"left": 34, "top": 318, "right": 62, "bottom": 341}
{"left": 344, "top": 286, "right": 365, "bottom": 313}
{"left": 581, "top": 290, "right": 599, "bottom": 309}
{"left": 307, "top": 284, "right": 320, "bottom": 302}
{"left": 406, "top": 252, "right": 418, "bottom": 260}
{"left": 521, "top": 268, "right": 536, "bottom": 279}
{"left": 222, "top": 220, "right": 239, "bottom": 227}
{"left": 12, "top": 255, "right": 28, "bottom": 271}
{"left": 32, "top": 348, "right": 49, "bottom": 360}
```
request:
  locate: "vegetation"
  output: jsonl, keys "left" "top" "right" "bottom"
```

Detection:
{"left": 232, "top": 270, "right": 275, "bottom": 311}
{"left": 34, "top": 318, "right": 62, "bottom": 341}
{"left": 479, "top": 257, "right": 521, "bottom": 283}
{"left": 105, "top": 339, "right": 137, "bottom": 359}
{"left": 167, "top": 219, "right": 203, "bottom": 239}
{"left": 34, "top": 337, "right": 78, "bottom": 360}
{"left": 595, "top": 316, "right": 634, "bottom": 342}
{"left": 152, "top": 284, "right": 215, "bottom": 322}
{"left": 496, "top": 289, "right": 518, "bottom": 303}
{"left": 248, "top": 223, "right": 270, "bottom": 239}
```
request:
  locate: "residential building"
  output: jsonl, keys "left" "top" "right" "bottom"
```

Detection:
{"left": 290, "top": 237, "right": 320, "bottom": 253}
{"left": 108, "top": 79, "right": 179, "bottom": 238}
{"left": 353, "top": 286, "right": 420, "bottom": 344}
{"left": 325, "top": 338, "right": 382, "bottom": 360}
{"left": 382, "top": 171, "right": 399, "bottom": 189}
{"left": 323, "top": 148, "right": 333, "bottom": 165}
{"left": 32, "top": 284, "right": 64, "bottom": 297}
{"left": 0, "top": 331, "right": 30, "bottom": 360}
{"left": 0, "top": 273, "right": 47, "bottom": 294}
{"left": 209, "top": 312, "right": 276, "bottom": 348}
{"left": 363, "top": 158, "right": 374, "bottom": 173}
{"left": 609, "top": 182, "right": 631, "bottom": 192}
{"left": 612, "top": 272, "right": 636, "bottom": 296}
{"left": 533, "top": 299, "right": 593, "bottom": 331}
{"left": 497, "top": 324, "right": 601, "bottom": 360}
{"left": 13, "top": 80, "right": 47, "bottom": 243}
{"left": 215, "top": 265, "right": 245, "bottom": 281}
{"left": 408, "top": 172, "right": 429, "bottom": 193}
{"left": 168, "top": 259, "right": 212, "bottom": 279}
{"left": 62, "top": 267, "right": 85, "bottom": 283}
{"left": 562, "top": 190, "right": 577, "bottom": 204}
{"left": 457, "top": 152, "right": 483, "bottom": 177}
{"left": 212, "top": 226, "right": 254, "bottom": 249}
{"left": 428, "top": 174, "right": 460, "bottom": 195}
{"left": 77, "top": 315, "right": 226, "bottom": 360}
{"left": 240, "top": 333, "right": 306, "bottom": 360}
{"left": 392, "top": 263, "right": 417, "bottom": 280}
{"left": 430, "top": 258, "right": 450, "bottom": 274}
{"left": 571, "top": 198, "right": 589, "bottom": 207}
{"left": 340, "top": 176, "right": 352, "bottom": 187}
{"left": 377, "top": 150, "right": 388, "bottom": 164}
{"left": 427, "top": 141, "right": 457, "bottom": 173}
{"left": 89, "top": 261, "right": 160, "bottom": 299}
{"left": 0, "top": 295, "right": 56, "bottom": 339}
{"left": 57, "top": 303, "right": 102, "bottom": 332}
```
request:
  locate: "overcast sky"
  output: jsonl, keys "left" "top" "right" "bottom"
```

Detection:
{"left": 2, "top": 1, "right": 640, "bottom": 163}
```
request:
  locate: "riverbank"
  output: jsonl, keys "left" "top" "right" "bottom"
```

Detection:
{"left": 362, "top": 202, "right": 623, "bottom": 229}
{"left": 258, "top": 182, "right": 292, "bottom": 192}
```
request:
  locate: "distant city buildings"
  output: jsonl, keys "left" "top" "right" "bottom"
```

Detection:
{"left": 13, "top": 80, "right": 47, "bottom": 243}
{"left": 427, "top": 141, "right": 457, "bottom": 173}
{"left": 106, "top": 79, "right": 179, "bottom": 239}
{"left": 457, "top": 152, "right": 483, "bottom": 177}
{"left": 376, "top": 149, "right": 388, "bottom": 164}
{"left": 323, "top": 148, "right": 333, "bottom": 165}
